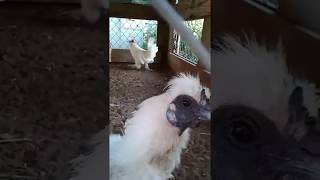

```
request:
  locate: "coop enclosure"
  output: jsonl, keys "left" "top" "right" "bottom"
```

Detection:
{"left": 109, "top": 1, "right": 211, "bottom": 180}
{"left": 109, "top": 18, "right": 158, "bottom": 50}
{"left": 109, "top": 0, "right": 211, "bottom": 85}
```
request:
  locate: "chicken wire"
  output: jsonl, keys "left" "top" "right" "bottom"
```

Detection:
{"left": 172, "top": 18, "right": 204, "bottom": 64}
{"left": 109, "top": 17, "right": 157, "bottom": 49}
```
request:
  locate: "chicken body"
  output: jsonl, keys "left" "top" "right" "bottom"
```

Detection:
{"left": 128, "top": 38, "right": 158, "bottom": 70}
{"left": 68, "top": 74, "right": 210, "bottom": 180}
{"left": 109, "top": 74, "right": 210, "bottom": 180}
{"left": 213, "top": 36, "right": 320, "bottom": 180}
{"left": 213, "top": 36, "right": 318, "bottom": 131}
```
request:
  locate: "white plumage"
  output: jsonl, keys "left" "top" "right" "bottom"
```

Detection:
{"left": 128, "top": 38, "right": 159, "bottom": 70}
{"left": 213, "top": 35, "right": 319, "bottom": 130}
{"left": 68, "top": 73, "right": 210, "bottom": 180}
{"left": 109, "top": 73, "right": 210, "bottom": 180}
{"left": 68, "top": 34, "right": 320, "bottom": 179}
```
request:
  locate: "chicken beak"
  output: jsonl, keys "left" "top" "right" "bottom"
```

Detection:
{"left": 197, "top": 88, "right": 211, "bottom": 122}
{"left": 166, "top": 93, "right": 211, "bottom": 136}
{"left": 197, "top": 104, "right": 211, "bottom": 122}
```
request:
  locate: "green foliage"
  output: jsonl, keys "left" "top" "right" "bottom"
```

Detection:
{"left": 185, "top": 19, "right": 204, "bottom": 39}
{"left": 142, "top": 22, "right": 157, "bottom": 49}
{"left": 177, "top": 19, "right": 204, "bottom": 64}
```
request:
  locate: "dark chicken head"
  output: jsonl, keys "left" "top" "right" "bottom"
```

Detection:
{"left": 128, "top": 39, "right": 134, "bottom": 43}
{"left": 166, "top": 89, "right": 211, "bottom": 136}
{"left": 213, "top": 87, "right": 320, "bottom": 180}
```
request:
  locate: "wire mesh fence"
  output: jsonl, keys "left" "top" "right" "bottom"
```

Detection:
{"left": 171, "top": 18, "right": 204, "bottom": 64}
{"left": 109, "top": 17, "right": 158, "bottom": 50}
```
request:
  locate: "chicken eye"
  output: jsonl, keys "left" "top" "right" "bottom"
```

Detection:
{"left": 229, "top": 118, "right": 258, "bottom": 144}
{"left": 182, "top": 99, "right": 191, "bottom": 107}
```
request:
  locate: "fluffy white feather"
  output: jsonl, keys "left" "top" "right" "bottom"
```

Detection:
{"left": 110, "top": 73, "right": 209, "bottom": 180}
{"left": 128, "top": 38, "right": 159, "bottom": 70}
{"left": 68, "top": 74, "right": 210, "bottom": 180}
{"left": 213, "top": 35, "right": 318, "bottom": 129}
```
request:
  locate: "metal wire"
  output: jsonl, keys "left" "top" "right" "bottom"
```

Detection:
{"left": 172, "top": 19, "right": 204, "bottom": 64}
{"left": 109, "top": 17, "right": 157, "bottom": 49}
{"left": 151, "top": 0, "right": 210, "bottom": 71}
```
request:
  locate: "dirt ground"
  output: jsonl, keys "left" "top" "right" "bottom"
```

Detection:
{"left": 0, "top": 4, "right": 107, "bottom": 180}
{"left": 0, "top": 3, "right": 210, "bottom": 180}
{"left": 109, "top": 63, "right": 211, "bottom": 180}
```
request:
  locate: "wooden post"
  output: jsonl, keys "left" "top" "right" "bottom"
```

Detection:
{"left": 198, "top": 16, "right": 210, "bottom": 70}
{"left": 156, "top": 19, "right": 170, "bottom": 68}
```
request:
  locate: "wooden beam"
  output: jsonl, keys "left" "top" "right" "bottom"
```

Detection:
{"left": 110, "top": 3, "right": 161, "bottom": 20}
{"left": 175, "top": 0, "right": 210, "bottom": 20}
{"left": 278, "top": 0, "right": 320, "bottom": 35}
{"left": 198, "top": 16, "right": 210, "bottom": 70}
{"left": 201, "top": 16, "right": 210, "bottom": 50}
{"left": 157, "top": 20, "right": 170, "bottom": 67}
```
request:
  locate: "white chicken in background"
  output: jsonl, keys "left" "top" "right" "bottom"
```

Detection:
{"left": 128, "top": 38, "right": 159, "bottom": 70}
{"left": 68, "top": 73, "right": 211, "bottom": 180}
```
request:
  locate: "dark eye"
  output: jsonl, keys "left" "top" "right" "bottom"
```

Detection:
{"left": 229, "top": 118, "right": 258, "bottom": 144}
{"left": 182, "top": 99, "right": 191, "bottom": 107}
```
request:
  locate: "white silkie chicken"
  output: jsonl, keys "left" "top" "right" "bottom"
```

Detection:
{"left": 213, "top": 35, "right": 320, "bottom": 180}
{"left": 68, "top": 73, "right": 211, "bottom": 180}
{"left": 213, "top": 35, "right": 319, "bottom": 133}
{"left": 128, "top": 38, "right": 159, "bottom": 70}
{"left": 110, "top": 73, "right": 210, "bottom": 180}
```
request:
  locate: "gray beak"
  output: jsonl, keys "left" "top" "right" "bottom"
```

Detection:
{"left": 197, "top": 88, "right": 211, "bottom": 121}
{"left": 198, "top": 104, "right": 211, "bottom": 121}
{"left": 166, "top": 89, "right": 211, "bottom": 136}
